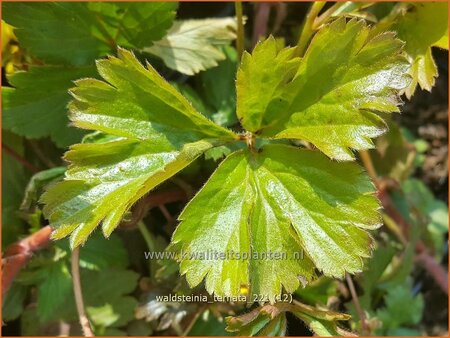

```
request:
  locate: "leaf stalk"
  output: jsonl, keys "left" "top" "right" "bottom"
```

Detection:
{"left": 72, "top": 247, "right": 94, "bottom": 337}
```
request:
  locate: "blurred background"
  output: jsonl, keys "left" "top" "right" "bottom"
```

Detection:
{"left": 2, "top": 2, "right": 448, "bottom": 336}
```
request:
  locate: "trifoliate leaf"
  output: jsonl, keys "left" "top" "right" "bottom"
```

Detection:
{"left": 3, "top": 2, "right": 177, "bottom": 65}
{"left": 42, "top": 49, "right": 237, "bottom": 248}
{"left": 237, "top": 19, "right": 410, "bottom": 160}
{"left": 392, "top": 3, "right": 448, "bottom": 98}
{"left": 3, "top": 66, "right": 96, "bottom": 147}
{"left": 145, "top": 18, "right": 237, "bottom": 75}
{"left": 172, "top": 144, "right": 380, "bottom": 301}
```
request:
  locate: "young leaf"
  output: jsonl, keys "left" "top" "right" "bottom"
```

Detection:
{"left": 2, "top": 2, "right": 177, "bottom": 65}
{"left": 237, "top": 18, "right": 410, "bottom": 160}
{"left": 226, "top": 305, "right": 287, "bottom": 336}
{"left": 3, "top": 66, "right": 95, "bottom": 147}
{"left": 172, "top": 144, "right": 380, "bottom": 301}
{"left": 42, "top": 49, "right": 237, "bottom": 248}
{"left": 144, "top": 18, "right": 237, "bottom": 75}
{"left": 391, "top": 3, "right": 448, "bottom": 98}
{"left": 226, "top": 302, "right": 350, "bottom": 336}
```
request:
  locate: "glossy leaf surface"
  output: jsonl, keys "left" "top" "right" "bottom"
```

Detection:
{"left": 392, "top": 3, "right": 448, "bottom": 98}
{"left": 172, "top": 144, "right": 380, "bottom": 300}
{"left": 237, "top": 19, "right": 410, "bottom": 160}
{"left": 42, "top": 49, "right": 236, "bottom": 248}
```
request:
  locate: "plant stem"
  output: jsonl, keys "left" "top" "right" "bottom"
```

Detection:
{"left": 359, "top": 150, "right": 378, "bottom": 181}
{"left": 2, "top": 143, "right": 39, "bottom": 173}
{"left": 294, "top": 1, "right": 326, "bottom": 57}
{"left": 138, "top": 221, "right": 156, "bottom": 254}
{"left": 346, "top": 273, "right": 369, "bottom": 335}
{"left": 71, "top": 247, "right": 94, "bottom": 337}
{"left": 235, "top": 1, "right": 245, "bottom": 60}
{"left": 137, "top": 221, "right": 158, "bottom": 276}
{"left": 2, "top": 225, "right": 52, "bottom": 300}
{"left": 382, "top": 213, "right": 407, "bottom": 245}
{"left": 28, "top": 140, "right": 56, "bottom": 168}
{"left": 314, "top": 2, "right": 346, "bottom": 28}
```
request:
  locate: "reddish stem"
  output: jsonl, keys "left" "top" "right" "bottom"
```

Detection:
{"left": 378, "top": 184, "right": 448, "bottom": 294}
{"left": 2, "top": 188, "right": 187, "bottom": 301}
{"left": 2, "top": 143, "right": 39, "bottom": 173}
{"left": 2, "top": 225, "right": 53, "bottom": 299}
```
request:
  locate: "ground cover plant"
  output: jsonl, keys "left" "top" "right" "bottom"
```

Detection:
{"left": 2, "top": 2, "right": 448, "bottom": 336}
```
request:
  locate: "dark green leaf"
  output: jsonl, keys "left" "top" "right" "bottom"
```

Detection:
{"left": 3, "top": 2, "right": 177, "bottom": 65}
{"left": 2, "top": 282, "right": 27, "bottom": 321}
{"left": 3, "top": 66, "right": 96, "bottom": 147}
{"left": 2, "top": 132, "right": 28, "bottom": 246}
{"left": 37, "top": 261, "right": 73, "bottom": 322}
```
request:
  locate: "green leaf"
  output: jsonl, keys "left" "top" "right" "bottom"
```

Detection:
{"left": 375, "top": 282, "right": 424, "bottom": 333}
{"left": 295, "top": 277, "right": 338, "bottom": 306}
{"left": 21, "top": 167, "right": 66, "bottom": 212}
{"left": 401, "top": 179, "right": 448, "bottom": 257}
{"left": 3, "top": 2, "right": 177, "bottom": 65}
{"left": 188, "top": 311, "right": 231, "bottom": 336}
{"left": 359, "top": 243, "right": 396, "bottom": 309}
{"left": 226, "top": 305, "right": 287, "bottom": 336}
{"left": 293, "top": 313, "right": 341, "bottom": 337}
{"left": 172, "top": 144, "right": 380, "bottom": 301}
{"left": 87, "top": 296, "right": 137, "bottom": 328}
{"left": 2, "top": 282, "right": 27, "bottom": 322}
{"left": 145, "top": 17, "right": 237, "bottom": 75}
{"left": 392, "top": 3, "right": 448, "bottom": 98}
{"left": 369, "top": 116, "right": 415, "bottom": 181}
{"left": 2, "top": 132, "right": 28, "bottom": 246}
{"left": 199, "top": 46, "right": 238, "bottom": 127}
{"left": 236, "top": 36, "right": 300, "bottom": 133}
{"left": 290, "top": 301, "right": 351, "bottom": 336}
{"left": 237, "top": 19, "right": 410, "bottom": 160}
{"left": 82, "top": 268, "right": 139, "bottom": 329}
{"left": 3, "top": 66, "right": 96, "bottom": 147}
{"left": 42, "top": 49, "right": 236, "bottom": 248}
{"left": 227, "top": 302, "right": 349, "bottom": 336}
{"left": 57, "top": 231, "right": 129, "bottom": 270}
{"left": 37, "top": 261, "right": 73, "bottom": 322}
